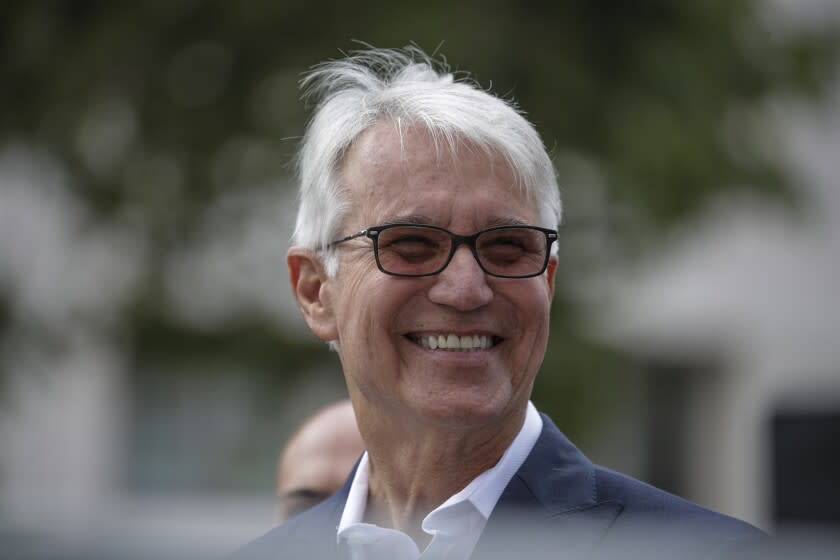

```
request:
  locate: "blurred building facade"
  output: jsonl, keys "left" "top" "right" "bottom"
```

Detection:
{"left": 586, "top": 74, "right": 840, "bottom": 530}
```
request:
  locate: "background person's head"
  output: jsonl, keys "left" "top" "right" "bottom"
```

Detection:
{"left": 275, "top": 399, "right": 364, "bottom": 522}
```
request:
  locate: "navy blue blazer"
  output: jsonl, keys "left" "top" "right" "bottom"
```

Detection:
{"left": 235, "top": 414, "right": 764, "bottom": 559}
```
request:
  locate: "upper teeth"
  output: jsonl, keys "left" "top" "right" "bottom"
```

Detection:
{"left": 415, "top": 334, "right": 494, "bottom": 351}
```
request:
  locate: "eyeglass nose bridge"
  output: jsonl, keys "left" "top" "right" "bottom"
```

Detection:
{"left": 441, "top": 231, "right": 486, "bottom": 274}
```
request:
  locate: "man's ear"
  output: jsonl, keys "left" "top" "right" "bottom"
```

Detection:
{"left": 287, "top": 247, "right": 338, "bottom": 342}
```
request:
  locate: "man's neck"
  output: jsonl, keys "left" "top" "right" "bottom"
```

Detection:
{"left": 358, "top": 407, "right": 526, "bottom": 544}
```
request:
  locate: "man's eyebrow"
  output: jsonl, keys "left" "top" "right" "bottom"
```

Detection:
{"left": 380, "top": 216, "right": 530, "bottom": 227}
{"left": 484, "top": 217, "right": 529, "bottom": 227}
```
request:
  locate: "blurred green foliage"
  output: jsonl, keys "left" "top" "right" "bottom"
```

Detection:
{"left": 1, "top": 0, "right": 838, "bottom": 484}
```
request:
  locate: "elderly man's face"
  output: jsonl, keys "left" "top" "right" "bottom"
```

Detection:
{"left": 318, "top": 122, "right": 556, "bottom": 429}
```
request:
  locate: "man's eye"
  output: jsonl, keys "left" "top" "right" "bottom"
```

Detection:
{"left": 387, "top": 235, "right": 439, "bottom": 248}
{"left": 484, "top": 236, "right": 526, "bottom": 248}
{"left": 480, "top": 237, "right": 529, "bottom": 256}
{"left": 482, "top": 242, "right": 525, "bottom": 260}
{"left": 380, "top": 235, "right": 441, "bottom": 262}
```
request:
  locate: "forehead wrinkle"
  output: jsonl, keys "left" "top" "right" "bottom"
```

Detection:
{"left": 343, "top": 124, "right": 540, "bottom": 231}
{"left": 381, "top": 214, "right": 434, "bottom": 226}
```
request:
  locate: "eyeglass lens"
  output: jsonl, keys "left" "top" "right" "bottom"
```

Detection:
{"left": 374, "top": 226, "right": 548, "bottom": 277}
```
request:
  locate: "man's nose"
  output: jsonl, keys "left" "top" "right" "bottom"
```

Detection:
{"left": 427, "top": 246, "right": 493, "bottom": 310}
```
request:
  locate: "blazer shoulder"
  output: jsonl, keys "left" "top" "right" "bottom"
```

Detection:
{"left": 593, "top": 465, "right": 764, "bottom": 538}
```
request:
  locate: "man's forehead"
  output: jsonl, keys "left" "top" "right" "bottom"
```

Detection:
{"left": 341, "top": 187, "right": 539, "bottom": 233}
{"left": 341, "top": 120, "right": 514, "bottom": 183}
{"left": 339, "top": 123, "right": 539, "bottom": 226}
{"left": 345, "top": 120, "right": 428, "bottom": 160}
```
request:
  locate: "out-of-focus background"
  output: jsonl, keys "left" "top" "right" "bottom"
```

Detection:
{"left": 1, "top": 0, "right": 839, "bottom": 557}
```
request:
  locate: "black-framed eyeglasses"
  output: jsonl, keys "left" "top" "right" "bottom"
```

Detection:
{"left": 329, "top": 223, "right": 558, "bottom": 278}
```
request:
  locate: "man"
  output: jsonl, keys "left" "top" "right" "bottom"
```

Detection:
{"left": 276, "top": 399, "right": 365, "bottom": 522}
{"left": 237, "top": 47, "right": 762, "bottom": 559}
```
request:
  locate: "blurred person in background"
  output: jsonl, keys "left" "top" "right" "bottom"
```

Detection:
{"left": 276, "top": 399, "right": 365, "bottom": 522}
{"left": 236, "top": 46, "right": 763, "bottom": 559}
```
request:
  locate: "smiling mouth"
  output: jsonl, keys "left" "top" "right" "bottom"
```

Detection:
{"left": 405, "top": 333, "right": 501, "bottom": 351}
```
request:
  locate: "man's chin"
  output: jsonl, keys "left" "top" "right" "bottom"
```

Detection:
{"left": 405, "top": 391, "right": 517, "bottom": 431}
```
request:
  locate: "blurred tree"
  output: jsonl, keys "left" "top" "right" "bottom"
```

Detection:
{"left": 1, "top": 0, "right": 838, "bottom": 485}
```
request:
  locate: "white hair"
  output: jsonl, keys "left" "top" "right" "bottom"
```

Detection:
{"left": 292, "top": 46, "right": 561, "bottom": 276}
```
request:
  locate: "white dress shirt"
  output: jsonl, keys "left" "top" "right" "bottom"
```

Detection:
{"left": 336, "top": 402, "right": 543, "bottom": 560}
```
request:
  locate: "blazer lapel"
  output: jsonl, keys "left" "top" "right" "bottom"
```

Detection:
{"left": 471, "top": 414, "right": 622, "bottom": 560}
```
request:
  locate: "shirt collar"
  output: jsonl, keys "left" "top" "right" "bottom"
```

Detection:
{"left": 337, "top": 402, "right": 543, "bottom": 537}
{"left": 338, "top": 451, "right": 371, "bottom": 533}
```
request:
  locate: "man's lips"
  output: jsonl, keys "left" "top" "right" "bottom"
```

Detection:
{"left": 404, "top": 332, "right": 503, "bottom": 351}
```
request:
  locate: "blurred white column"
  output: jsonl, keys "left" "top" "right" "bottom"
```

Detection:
{"left": 0, "top": 332, "right": 125, "bottom": 531}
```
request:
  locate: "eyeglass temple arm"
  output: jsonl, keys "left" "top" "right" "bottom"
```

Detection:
{"left": 329, "top": 229, "right": 369, "bottom": 247}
